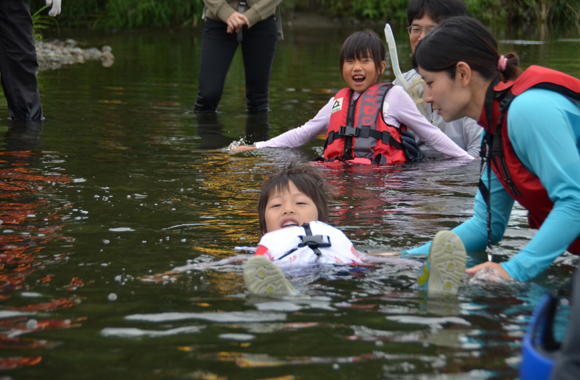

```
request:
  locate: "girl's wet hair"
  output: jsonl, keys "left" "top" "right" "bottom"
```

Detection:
{"left": 258, "top": 164, "right": 332, "bottom": 234}
{"left": 339, "top": 29, "right": 385, "bottom": 76}
{"left": 407, "top": 0, "right": 467, "bottom": 25}
{"left": 412, "top": 16, "right": 521, "bottom": 81}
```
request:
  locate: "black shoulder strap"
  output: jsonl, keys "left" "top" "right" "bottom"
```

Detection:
{"left": 340, "top": 92, "right": 357, "bottom": 161}
{"left": 379, "top": 83, "right": 394, "bottom": 127}
{"left": 479, "top": 76, "right": 502, "bottom": 262}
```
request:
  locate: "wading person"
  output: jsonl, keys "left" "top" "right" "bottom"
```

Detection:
{"left": 195, "top": 0, "right": 281, "bottom": 114}
{"left": 406, "top": 16, "right": 580, "bottom": 282}
{"left": 394, "top": 0, "right": 482, "bottom": 157}
{"left": 232, "top": 30, "right": 473, "bottom": 163}
{"left": 0, "top": 0, "right": 61, "bottom": 122}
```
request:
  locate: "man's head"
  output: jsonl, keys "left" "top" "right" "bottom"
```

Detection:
{"left": 407, "top": 0, "right": 467, "bottom": 53}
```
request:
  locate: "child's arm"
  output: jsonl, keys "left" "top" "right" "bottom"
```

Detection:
{"left": 385, "top": 86, "right": 474, "bottom": 160}
{"left": 231, "top": 98, "right": 333, "bottom": 152}
{"left": 364, "top": 251, "right": 401, "bottom": 257}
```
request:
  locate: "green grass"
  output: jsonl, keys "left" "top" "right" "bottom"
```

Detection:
{"left": 29, "top": 0, "right": 580, "bottom": 29}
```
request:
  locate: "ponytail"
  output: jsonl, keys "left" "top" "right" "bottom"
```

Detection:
{"left": 498, "top": 52, "right": 521, "bottom": 81}
{"left": 413, "top": 16, "right": 522, "bottom": 82}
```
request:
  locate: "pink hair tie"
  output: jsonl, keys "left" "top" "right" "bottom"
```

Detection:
{"left": 498, "top": 55, "right": 508, "bottom": 72}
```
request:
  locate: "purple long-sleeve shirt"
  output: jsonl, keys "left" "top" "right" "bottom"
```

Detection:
{"left": 256, "top": 85, "right": 474, "bottom": 160}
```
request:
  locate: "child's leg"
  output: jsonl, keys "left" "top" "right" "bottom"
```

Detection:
{"left": 243, "top": 256, "right": 298, "bottom": 296}
{"left": 417, "top": 230, "right": 466, "bottom": 295}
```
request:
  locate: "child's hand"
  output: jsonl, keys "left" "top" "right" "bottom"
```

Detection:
{"left": 465, "top": 262, "right": 510, "bottom": 280}
{"left": 230, "top": 144, "right": 257, "bottom": 152}
{"left": 365, "top": 251, "right": 401, "bottom": 257}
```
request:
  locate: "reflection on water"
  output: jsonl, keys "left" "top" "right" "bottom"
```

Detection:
{"left": 0, "top": 24, "right": 578, "bottom": 379}
{"left": 0, "top": 122, "right": 85, "bottom": 370}
{"left": 195, "top": 111, "right": 270, "bottom": 150}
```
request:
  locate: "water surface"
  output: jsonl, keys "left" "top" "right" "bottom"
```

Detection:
{"left": 0, "top": 22, "right": 579, "bottom": 379}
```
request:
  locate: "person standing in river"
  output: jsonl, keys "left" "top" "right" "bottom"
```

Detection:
{"left": 394, "top": 0, "right": 482, "bottom": 157}
{"left": 0, "top": 0, "right": 61, "bottom": 122}
{"left": 194, "top": 0, "right": 282, "bottom": 114}
{"left": 406, "top": 16, "right": 580, "bottom": 282}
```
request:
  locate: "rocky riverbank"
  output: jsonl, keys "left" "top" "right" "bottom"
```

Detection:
{"left": 36, "top": 39, "right": 114, "bottom": 71}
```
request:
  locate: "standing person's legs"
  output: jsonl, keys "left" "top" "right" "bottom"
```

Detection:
{"left": 241, "top": 16, "right": 277, "bottom": 113}
{"left": 195, "top": 18, "right": 239, "bottom": 113}
{"left": 0, "top": 0, "right": 42, "bottom": 121}
{"left": 550, "top": 263, "right": 580, "bottom": 380}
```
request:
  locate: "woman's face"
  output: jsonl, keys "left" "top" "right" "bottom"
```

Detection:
{"left": 419, "top": 66, "right": 471, "bottom": 122}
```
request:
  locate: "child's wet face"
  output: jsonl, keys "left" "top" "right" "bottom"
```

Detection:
{"left": 264, "top": 181, "right": 319, "bottom": 233}
{"left": 342, "top": 55, "right": 386, "bottom": 93}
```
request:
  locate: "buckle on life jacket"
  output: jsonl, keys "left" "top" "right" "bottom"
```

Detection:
{"left": 339, "top": 125, "right": 359, "bottom": 137}
{"left": 298, "top": 235, "right": 331, "bottom": 250}
{"left": 298, "top": 223, "right": 331, "bottom": 257}
{"left": 380, "top": 131, "right": 392, "bottom": 145}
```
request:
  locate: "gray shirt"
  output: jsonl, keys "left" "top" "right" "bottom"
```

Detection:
{"left": 394, "top": 69, "right": 482, "bottom": 157}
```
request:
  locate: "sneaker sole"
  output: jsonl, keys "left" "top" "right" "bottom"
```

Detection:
{"left": 243, "top": 256, "right": 297, "bottom": 296}
{"left": 428, "top": 231, "right": 466, "bottom": 295}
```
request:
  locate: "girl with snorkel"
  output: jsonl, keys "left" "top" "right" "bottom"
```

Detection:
{"left": 232, "top": 29, "right": 473, "bottom": 163}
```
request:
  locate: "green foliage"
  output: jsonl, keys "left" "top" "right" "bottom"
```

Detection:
{"left": 31, "top": 0, "right": 104, "bottom": 28}
{"left": 103, "top": 0, "right": 204, "bottom": 28}
{"left": 32, "top": 4, "right": 60, "bottom": 41}
{"left": 27, "top": 0, "right": 580, "bottom": 29}
{"left": 316, "top": 0, "right": 408, "bottom": 22}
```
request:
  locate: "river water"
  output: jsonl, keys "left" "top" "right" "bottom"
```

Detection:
{"left": 1, "top": 22, "right": 579, "bottom": 379}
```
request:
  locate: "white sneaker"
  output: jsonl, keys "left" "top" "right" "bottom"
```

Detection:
{"left": 243, "top": 256, "right": 298, "bottom": 296}
{"left": 417, "top": 230, "right": 466, "bottom": 295}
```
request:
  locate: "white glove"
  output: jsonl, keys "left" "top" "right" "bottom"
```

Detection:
{"left": 46, "top": 0, "right": 62, "bottom": 17}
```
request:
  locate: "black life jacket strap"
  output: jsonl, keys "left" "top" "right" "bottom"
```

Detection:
{"left": 326, "top": 128, "right": 405, "bottom": 151}
{"left": 372, "top": 153, "right": 387, "bottom": 165}
{"left": 298, "top": 222, "right": 331, "bottom": 258}
{"left": 339, "top": 92, "right": 357, "bottom": 161}
{"left": 492, "top": 92, "right": 521, "bottom": 196}
{"left": 479, "top": 77, "right": 502, "bottom": 261}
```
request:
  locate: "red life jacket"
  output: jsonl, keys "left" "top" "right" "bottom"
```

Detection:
{"left": 479, "top": 65, "right": 580, "bottom": 254}
{"left": 323, "top": 83, "right": 407, "bottom": 164}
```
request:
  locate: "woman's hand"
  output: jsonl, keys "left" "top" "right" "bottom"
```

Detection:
{"left": 230, "top": 144, "right": 257, "bottom": 152}
{"left": 465, "top": 262, "right": 511, "bottom": 280}
{"left": 226, "top": 12, "right": 249, "bottom": 34}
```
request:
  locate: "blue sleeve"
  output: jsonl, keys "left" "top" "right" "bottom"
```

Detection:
{"left": 501, "top": 89, "right": 580, "bottom": 281}
{"left": 405, "top": 163, "right": 514, "bottom": 257}
{"left": 406, "top": 89, "right": 580, "bottom": 282}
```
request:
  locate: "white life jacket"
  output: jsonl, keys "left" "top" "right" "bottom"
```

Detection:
{"left": 255, "top": 221, "right": 361, "bottom": 265}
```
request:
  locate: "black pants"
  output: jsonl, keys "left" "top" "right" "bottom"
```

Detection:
{"left": 550, "top": 263, "right": 580, "bottom": 380}
{"left": 195, "top": 16, "right": 277, "bottom": 113}
{"left": 0, "top": 0, "right": 42, "bottom": 121}
{"left": 195, "top": 111, "right": 270, "bottom": 149}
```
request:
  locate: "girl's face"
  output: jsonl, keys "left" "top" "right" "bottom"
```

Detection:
{"left": 342, "top": 56, "right": 386, "bottom": 93}
{"left": 419, "top": 66, "right": 471, "bottom": 122}
{"left": 264, "top": 180, "right": 319, "bottom": 233}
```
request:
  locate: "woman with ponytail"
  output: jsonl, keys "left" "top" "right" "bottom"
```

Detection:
{"left": 405, "top": 16, "right": 580, "bottom": 282}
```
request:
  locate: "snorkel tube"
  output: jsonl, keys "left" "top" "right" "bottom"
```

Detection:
{"left": 384, "top": 24, "right": 430, "bottom": 120}
{"left": 384, "top": 24, "right": 409, "bottom": 90}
